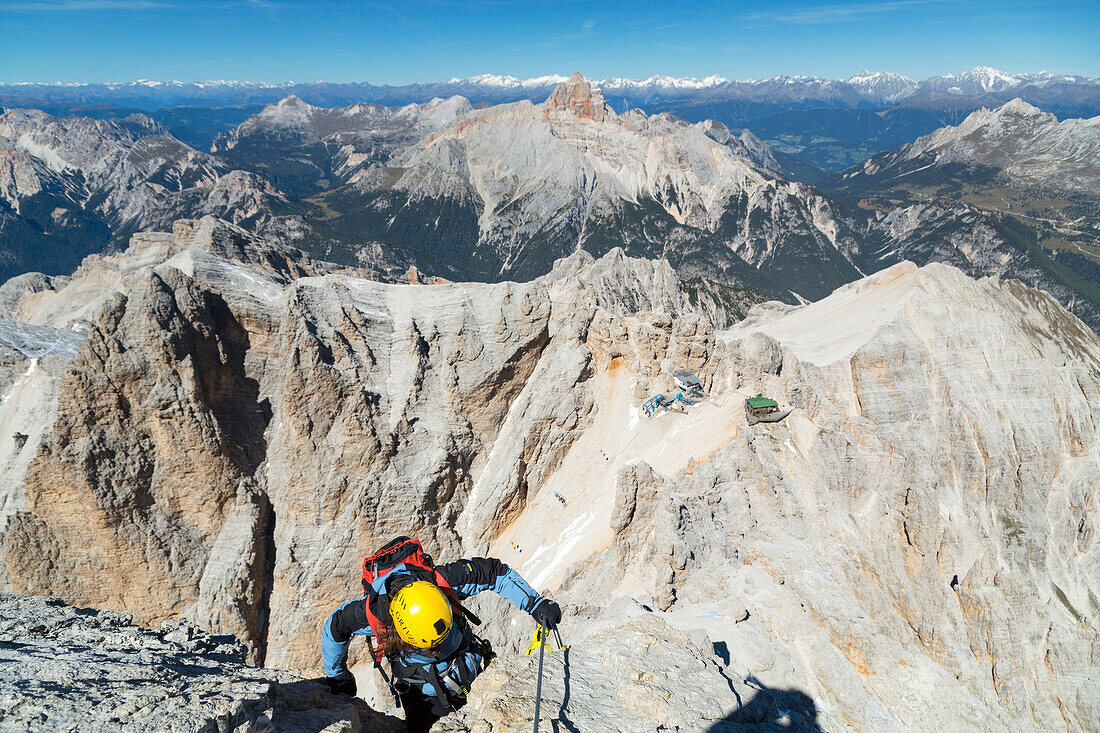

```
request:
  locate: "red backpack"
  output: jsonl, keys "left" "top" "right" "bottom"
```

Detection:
{"left": 361, "top": 536, "right": 465, "bottom": 661}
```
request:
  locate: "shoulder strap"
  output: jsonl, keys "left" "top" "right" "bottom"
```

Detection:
{"left": 362, "top": 591, "right": 392, "bottom": 662}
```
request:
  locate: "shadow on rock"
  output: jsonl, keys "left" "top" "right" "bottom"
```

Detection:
{"left": 551, "top": 646, "right": 581, "bottom": 733}
{"left": 706, "top": 681, "right": 822, "bottom": 732}
{"left": 245, "top": 679, "right": 406, "bottom": 733}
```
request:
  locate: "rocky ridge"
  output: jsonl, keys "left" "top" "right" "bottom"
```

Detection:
{"left": 854, "top": 201, "right": 1100, "bottom": 330}
{"left": 276, "top": 72, "right": 864, "bottom": 296}
{"left": 0, "top": 216, "right": 1096, "bottom": 730}
{"left": 0, "top": 107, "right": 282, "bottom": 281}
{"left": 846, "top": 99, "right": 1100, "bottom": 194}
{"left": 0, "top": 592, "right": 400, "bottom": 731}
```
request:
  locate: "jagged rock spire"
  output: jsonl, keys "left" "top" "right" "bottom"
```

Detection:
{"left": 545, "top": 72, "right": 608, "bottom": 121}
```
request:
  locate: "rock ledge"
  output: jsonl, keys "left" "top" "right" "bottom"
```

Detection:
{"left": 0, "top": 593, "right": 400, "bottom": 732}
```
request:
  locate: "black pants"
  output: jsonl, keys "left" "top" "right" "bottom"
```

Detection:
{"left": 399, "top": 690, "right": 466, "bottom": 733}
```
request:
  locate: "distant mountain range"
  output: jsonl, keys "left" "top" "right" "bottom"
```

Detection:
{"left": 3, "top": 67, "right": 1095, "bottom": 109}
{"left": 203, "top": 75, "right": 861, "bottom": 302}
{"left": 4, "top": 67, "right": 1097, "bottom": 174}
{"left": 2, "top": 72, "right": 1099, "bottom": 330}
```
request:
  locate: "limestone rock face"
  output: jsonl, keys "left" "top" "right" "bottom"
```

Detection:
{"left": 444, "top": 261, "right": 1100, "bottom": 731}
{"left": 0, "top": 318, "right": 86, "bottom": 591}
{"left": 544, "top": 72, "right": 610, "bottom": 122}
{"left": 6, "top": 264, "right": 276, "bottom": 661}
{"left": 3, "top": 217, "right": 679, "bottom": 670}
{"left": 0, "top": 593, "right": 400, "bottom": 732}
{"left": 0, "top": 217, "right": 1097, "bottom": 731}
{"left": 435, "top": 612, "right": 756, "bottom": 733}
{"left": 0, "top": 109, "right": 280, "bottom": 242}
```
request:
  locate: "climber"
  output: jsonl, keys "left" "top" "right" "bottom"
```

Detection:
{"left": 320, "top": 536, "right": 562, "bottom": 733}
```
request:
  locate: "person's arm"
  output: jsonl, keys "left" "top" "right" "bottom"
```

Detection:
{"left": 321, "top": 596, "right": 373, "bottom": 677}
{"left": 436, "top": 557, "right": 560, "bottom": 627}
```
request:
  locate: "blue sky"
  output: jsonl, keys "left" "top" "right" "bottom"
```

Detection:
{"left": 0, "top": 0, "right": 1097, "bottom": 84}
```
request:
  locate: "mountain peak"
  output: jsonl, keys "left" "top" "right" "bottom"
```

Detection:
{"left": 997, "top": 97, "right": 1043, "bottom": 116}
{"left": 276, "top": 95, "right": 308, "bottom": 108}
{"left": 959, "top": 66, "right": 1019, "bottom": 89}
{"left": 545, "top": 72, "right": 608, "bottom": 121}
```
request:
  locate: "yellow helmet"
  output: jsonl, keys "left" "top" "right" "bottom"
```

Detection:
{"left": 390, "top": 581, "right": 453, "bottom": 649}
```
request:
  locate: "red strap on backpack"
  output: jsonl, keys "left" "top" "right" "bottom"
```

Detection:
{"left": 361, "top": 536, "right": 462, "bottom": 661}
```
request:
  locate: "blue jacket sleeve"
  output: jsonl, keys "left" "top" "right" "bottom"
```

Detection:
{"left": 436, "top": 557, "right": 542, "bottom": 613}
{"left": 322, "top": 596, "right": 373, "bottom": 677}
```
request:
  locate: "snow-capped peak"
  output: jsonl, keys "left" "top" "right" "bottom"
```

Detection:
{"left": 446, "top": 73, "right": 728, "bottom": 92}
{"left": 845, "top": 70, "right": 918, "bottom": 102}
{"left": 449, "top": 73, "right": 517, "bottom": 86}
{"left": 599, "top": 74, "right": 729, "bottom": 90}
{"left": 962, "top": 66, "right": 1019, "bottom": 90}
{"left": 847, "top": 70, "right": 914, "bottom": 86}
{"left": 448, "top": 74, "right": 571, "bottom": 88}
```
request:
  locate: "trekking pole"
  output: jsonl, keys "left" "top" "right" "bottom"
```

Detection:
{"left": 533, "top": 623, "right": 546, "bottom": 733}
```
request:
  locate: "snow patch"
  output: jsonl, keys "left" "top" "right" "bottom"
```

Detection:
{"left": 525, "top": 510, "right": 597, "bottom": 591}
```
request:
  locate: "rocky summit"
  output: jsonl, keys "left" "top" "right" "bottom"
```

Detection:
{"left": 0, "top": 216, "right": 1097, "bottom": 731}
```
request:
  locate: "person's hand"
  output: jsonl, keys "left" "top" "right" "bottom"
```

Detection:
{"left": 531, "top": 598, "right": 562, "bottom": 630}
{"left": 318, "top": 671, "right": 357, "bottom": 697}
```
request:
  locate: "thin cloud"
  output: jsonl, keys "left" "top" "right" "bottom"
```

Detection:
{"left": 546, "top": 17, "right": 598, "bottom": 43}
{"left": 746, "top": 0, "right": 948, "bottom": 26}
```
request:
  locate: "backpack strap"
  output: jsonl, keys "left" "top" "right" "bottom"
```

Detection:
{"left": 366, "top": 635, "right": 402, "bottom": 709}
{"left": 362, "top": 591, "right": 393, "bottom": 662}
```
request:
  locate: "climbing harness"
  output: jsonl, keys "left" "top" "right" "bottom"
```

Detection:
{"left": 389, "top": 630, "right": 494, "bottom": 714}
